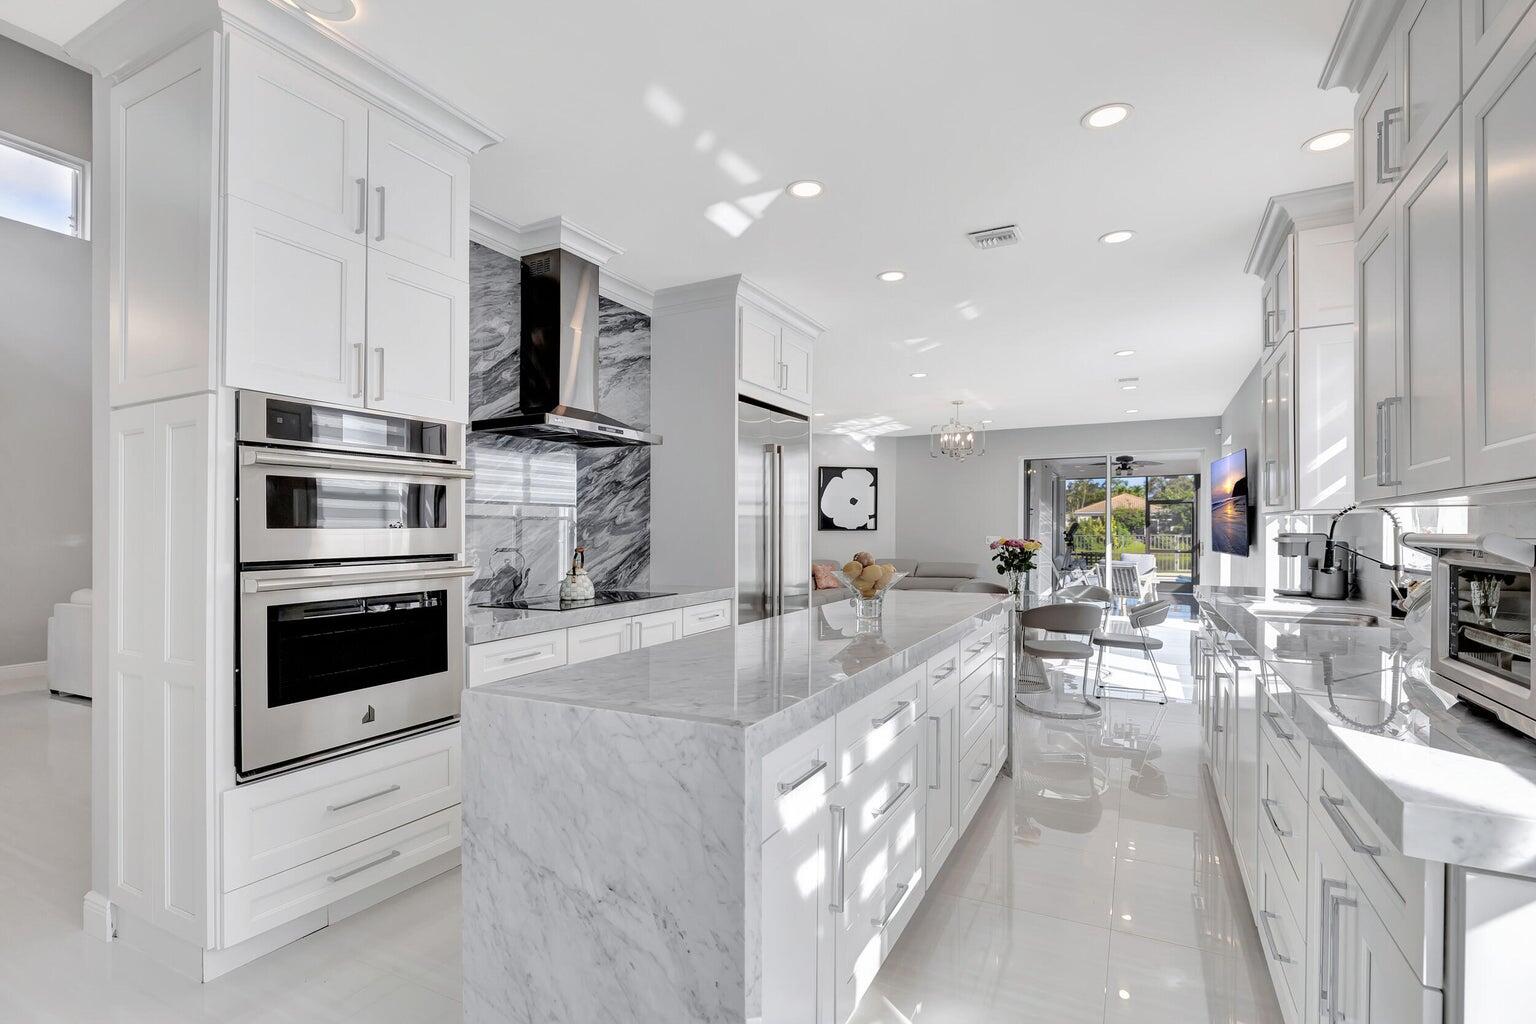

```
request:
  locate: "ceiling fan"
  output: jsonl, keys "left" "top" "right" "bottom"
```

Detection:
{"left": 1112, "top": 455, "right": 1162, "bottom": 475}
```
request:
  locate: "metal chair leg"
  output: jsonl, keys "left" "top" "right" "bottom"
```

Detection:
{"left": 1142, "top": 631, "right": 1169, "bottom": 705}
{"left": 1094, "top": 645, "right": 1106, "bottom": 698}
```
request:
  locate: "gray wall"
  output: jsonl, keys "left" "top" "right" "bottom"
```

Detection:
{"left": 0, "top": 35, "right": 92, "bottom": 666}
{"left": 1213, "top": 362, "right": 1267, "bottom": 589}
{"left": 811, "top": 432, "right": 899, "bottom": 563}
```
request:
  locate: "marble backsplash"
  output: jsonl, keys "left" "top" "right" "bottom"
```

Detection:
{"left": 466, "top": 241, "right": 652, "bottom": 602}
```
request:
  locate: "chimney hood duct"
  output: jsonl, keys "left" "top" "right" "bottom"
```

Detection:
{"left": 470, "top": 248, "right": 661, "bottom": 447}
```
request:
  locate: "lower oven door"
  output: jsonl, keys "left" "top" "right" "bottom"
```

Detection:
{"left": 239, "top": 446, "right": 468, "bottom": 565}
{"left": 239, "top": 562, "right": 471, "bottom": 778}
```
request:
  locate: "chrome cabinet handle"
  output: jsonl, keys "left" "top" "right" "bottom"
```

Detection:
{"left": 239, "top": 447, "right": 473, "bottom": 479}
{"left": 1375, "top": 117, "right": 1389, "bottom": 185}
{"left": 374, "top": 185, "right": 386, "bottom": 241}
{"left": 1326, "top": 885, "right": 1357, "bottom": 1023}
{"left": 354, "top": 178, "right": 367, "bottom": 234}
{"left": 969, "top": 760, "right": 992, "bottom": 783}
{"left": 1262, "top": 710, "right": 1295, "bottom": 742}
{"left": 1375, "top": 399, "right": 1386, "bottom": 485}
{"left": 695, "top": 610, "right": 725, "bottom": 622}
{"left": 1258, "top": 910, "right": 1294, "bottom": 964}
{"left": 1261, "top": 797, "right": 1292, "bottom": 838}
{"left": 1319, "top": 792, "right": 1382, "bottom": 856}
{"left": 928, "top": 717, "right": 941, "bottom": 789}
{"left": 374, "top": 347, "right": 386, "bottom": 401}
{"left": 776, "top": 759, "right": 827, "bottom": 796}
{"left": 933, "top": 666, "right": 955, "bottom": 682}
{"left": 497, "top": 648, "right": 551, "bottom": 664}
{"left": 871, "top": 700, "right": 912, "bottom": 728}
{"left": 1381, "top": 396, "right": 1401, "bottom": 487}
{"left": 871, "top": 782, "right": 912, "bottom": 819}
{"left": 327, "top": 848, "right": 400, "bottom": 884}
{"left": 871, "top": 881, "right": 910, "bottom": 930}
{"left": 828, "top": 804, "right": 847, "bottom": 912}
{"left": 1381, "top": 106, "right": 1404, "bottom": 179}
{"left": 243, "top": 564, "right": 473, "bottom": 593}
{"left": 969, "top": 696, "right": 989, "bottom": 711}
{"left": 327, "top": 784, "right": 402, "bottom": 813}
{"left": 353, "top": 342, "right": 365, "bottom": 398}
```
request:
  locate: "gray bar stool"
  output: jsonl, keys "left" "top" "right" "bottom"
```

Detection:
{"left": 1091, "top": 598, "right": 1172, "bottom": 704}
{"left": 1016, "top": 602, "right": 1104, "bottom": 720}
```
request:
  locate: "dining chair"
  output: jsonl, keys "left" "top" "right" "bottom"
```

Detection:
{"left": 1016, "top": 601, "right": 1104, "bottom": 719}
{"left": 1091, "top": 598, "right": 1172, "bottom": 704}
{"left": 955, "top": 580, "right": 1009, "bottom": 594}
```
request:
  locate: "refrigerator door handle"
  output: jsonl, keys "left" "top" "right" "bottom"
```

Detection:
{"left": 774, "top": 444, "right": 785, "bottom": 618}
{"left": 763, "top": 443, "right": 778, "bottom": 618}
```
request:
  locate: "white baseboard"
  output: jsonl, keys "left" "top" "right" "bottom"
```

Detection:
{"left": 82, "top": 890, "right": 114, "bottom": 941}
{"left": 0, "top": 661, "right": 47, "bottom": 690}
{"left": 202, "top": 911, "right": 327, "bottom": 982}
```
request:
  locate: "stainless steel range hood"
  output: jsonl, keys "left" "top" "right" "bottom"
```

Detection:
{"left": 470, "top": 248, "right": 660, "bottom": 447}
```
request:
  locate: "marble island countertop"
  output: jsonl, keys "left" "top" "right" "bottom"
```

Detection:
{"left": 464, "top": 584, "right": 735, "bottom": 644}
{"left": 1196, "top": 585, "right": 1536, "bottom": 876}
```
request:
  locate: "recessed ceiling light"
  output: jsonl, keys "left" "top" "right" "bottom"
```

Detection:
{"left": 1114, "top": 349, "right": 1135, "bottom": 357}
{"left": 1081, "top": 103, "right": 1133, "bottom": 129}
{"left": 1303, "top": 129, "right": 1353, "bottom": 152}
{"left": 813, "top": 412, "right": 826, "bottom": 417}
{"left": 290, "top": 0, "right": 357, "bottom": 20}
{"left": 877, "top": 270, "right": 906, "bottom": 282}
{"left": 981, "top": 419, "right": 993, "bottom": 424}
{"left": 785, "top": 179, "right": 824, "bottom": 199}
{"left": 1099, "top": 230, "right": 1136, "bottom": 245}
{"left": 910, "top": 372, "right": 928, "bottom": 379}
{"left": 1125, "top": 408, "right": 1140, "bottom": 414}
{"left": 1122, "top": 384, "right": 1139, "bottom": 391}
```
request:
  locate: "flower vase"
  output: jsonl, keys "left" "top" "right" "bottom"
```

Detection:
{"left": 1007, "top": 572, "right": 1025, "bottom": 610}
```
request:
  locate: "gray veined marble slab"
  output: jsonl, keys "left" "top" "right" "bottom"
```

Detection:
{"left": 464, "top": 585, "right": 734, "bottom": 644}
{"left": 461, "top": 590, "right": 1011, "bottom": 1024}
{"left": 1196, "top": 586, "right": 1536, "bottom": 876}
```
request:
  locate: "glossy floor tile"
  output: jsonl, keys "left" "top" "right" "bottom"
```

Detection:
{"left": 2, "top": 604, "right": 1283, "bottom": 1023}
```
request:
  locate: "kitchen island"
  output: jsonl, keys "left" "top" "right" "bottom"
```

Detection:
{"left": 461, "top": 590, "right": 1013, "bottom": 1024}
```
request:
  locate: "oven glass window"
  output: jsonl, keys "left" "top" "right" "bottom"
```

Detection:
{"left": 1447, "top": 564, "right": 1531, "bottom": 690}
{"left": 265, "top": 399, "right": 447, "bottom": 457}
{"left": 267, "top": 590, "right": 448, "bottom": 706}
{"left": 265, "top": 477, "right": 448, "bottom": 530}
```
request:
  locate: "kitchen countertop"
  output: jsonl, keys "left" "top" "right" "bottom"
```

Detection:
{"left": 1196, "top": 585, "right": 1536, "bottom": 876}
{"left": 464, "top": 585, "right": 735, "bottom": 644}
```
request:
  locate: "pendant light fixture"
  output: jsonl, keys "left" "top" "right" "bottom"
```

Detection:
{"left": 930, "top": 400, "right": 986, "bottom": 461}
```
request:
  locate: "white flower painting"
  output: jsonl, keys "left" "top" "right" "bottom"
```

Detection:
{"left": 818, "top": 467, "right": 878, "bottom": 531}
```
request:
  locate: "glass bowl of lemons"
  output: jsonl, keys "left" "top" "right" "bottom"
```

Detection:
{"left": 832, "top": 552, "right": 907, "bottom": 624}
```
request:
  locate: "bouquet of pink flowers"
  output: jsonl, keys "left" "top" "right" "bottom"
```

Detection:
{"left": 988, "top": 537, "right": 1042, "bottom": 597}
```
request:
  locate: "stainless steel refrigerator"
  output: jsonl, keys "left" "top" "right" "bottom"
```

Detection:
{"left": 737, "top": 399, "right": 811, "bottom": 625}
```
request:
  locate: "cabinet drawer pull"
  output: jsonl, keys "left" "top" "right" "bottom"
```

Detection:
{"left": 1380, "top": 105, "right": 1403, "bottom": 180}
{"left": 694, "top": 610, "right": 724, "bottom": 622}
{"left": 1319, "top": 792, "right": 1381, "bottom": 856}
{"left": 1260, "top": 797, "right": 1292, "bottom": 839}
{"left": 870, "top": 881, "right": 911, "bottom": 930}
{"left": 374, "top": 185, "right": 386, "bottom": 241}
{"left": 326, "top": 784, "right": 402, "bottom": 813}
{"left": 871, "top": 700, "right": 912, "bottom": 728}
{"left": 1262, "top": 710, "right": 1295, "bottom": 743}
{"left": 1324, "top": 883, "right": 1357, "bottom": 1022}
{"left": 326, "top": 848, "right": 400, "bottom": 883}
{"left": 969, "top": 760, "right": 992, "bottom": 783}
{"left": 1258, "top": 910, "right": 1294, "bottom": 965}
{"left": 373, "top": 347, "right": 386, "bottom": 401}
{"left": 828, "top": 805, "right": 847, "bottom": 913}
{"left": 352, "top": 342, "right": 365, "bottom": 398}
{"left": 933, "top": 666, "right": 955, "bottom": 682}
{"left": 871, "top": 782, "right": 912, "bottom": 819}
{"left": 498, "top": 648, "right": 551, "bottom": 664}
{"left": 354, "top": 178, "right": 367, "bottom": 234}
{"left": 928, "top": 717, "right": 942, "bottom": 789}
{"left": 776, "top": 759, "right": 827, "bottom": 796}
{"left": 968, "top": 696, "right": 989, "bottom": 711}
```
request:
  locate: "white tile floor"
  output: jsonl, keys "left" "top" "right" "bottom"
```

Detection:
{"left": 0, "top": 604, "right": 1282, "bottom": 1023}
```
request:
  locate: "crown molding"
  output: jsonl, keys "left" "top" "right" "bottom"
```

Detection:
{"left": 1318, "top": 0, "right": 1404, "bottom": 93}
{"left": 597, "top": 268, "right": 653, "bottom": 316}
{"left": 652, "top": 274, "right": 825, "bottom": 338}
{"left": 469, "top": 207, "right": 653, "bottom": 313}
{"left": 1244, "top": 183, "right": 1353, "bottom": 277}
{"left": 738, "top": 276, "right": 826, "bottom": 338}
{"left": 67, "top": 0, "right": 501, "bottom": 154}
{"left": 516, "top": 216, "right": 625, "bottom": 266}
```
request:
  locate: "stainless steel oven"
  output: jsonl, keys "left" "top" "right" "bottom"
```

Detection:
{"left": 1406, "top": 533, "right": 1536, "bottom": 740}
{"left": 238, "top": 560, "right": 471, "bottom": 779}
{"left": 238, "top": 392, "right": 469, "bottom": 565}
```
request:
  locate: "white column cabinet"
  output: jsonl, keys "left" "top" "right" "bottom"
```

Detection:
{"left": 366, "top": 252, "right": 468, "bottom": 421}
{"left": 1462, "top": 2, "right": 1536, "bottom": 485}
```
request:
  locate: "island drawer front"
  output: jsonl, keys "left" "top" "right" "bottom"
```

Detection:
{"left": 682, "top": 600, "right": 732, "bottom": 635}
{"left": 1258, "top": 729, "right": 1307, "bottom": 916}
{"left": 841, "top": 723, "right": 922, "bottom": 860}
{"left": 960, "top": 622, "right": 999, "bottom": 679}
{"left": 222, "top": 727, "right": 460, "bottom": 891}
{"left": 836, "top": 666, "right": 925, "bottom": 780}
{"left": 222, "top": 805, "right": 460, "bottom": 947}
{"left": 1309, "top": 757, "right": 1444, "bottom": 988}
{"left": 468, "top": 630, "right": 567, "bottom": 687}
{"left": 760, "top": 716, "right": 836, "bottom": 842}
{"left": 1256, "top": 835, "right": 1306, "bottom": 1024}
{"left": 925, "top": 643, "right": 962, "bottom": 707}
{"left": 959, "top": 730, "right": 995, "bottom": 829}
{"left": 835, "top": 795, "right": 924, "bottom": 984}
{"left": 567, "top": 617, "right": 632, "bottom": 665}
{"left": 1260, "top": 685, "right": 1307, "bottom": 792}
{"left": 959, "top": 660, "right": 996, "bottom": 752}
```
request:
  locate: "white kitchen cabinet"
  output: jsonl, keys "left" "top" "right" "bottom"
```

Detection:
{"left": 922, "top": 691, "right": 960, "bottom": 877}
{"left": 1232, "top": 661, "right": 1261, "bottom": 904}
{"left": 633, "top": 608, "right": 684, "bottom": 648}
{"left": 1294, "top": 325, "right": 1356, "bottom": 511}
{"left": 1395, "top": 113, "right": 1465, "bottom": 495}
{"left": 566, "top": 618, "right": 633, "bottom": 665}
{"left": 1356, "top": 52, "right": 1402, "bottom": 231}
{"left": 366, "top": 109, "right": 470, "bottom": 281}
{"left": 1463, "top": 0, "right": 1536, "bottom": 93}
{"left": 1296, "top": 223, "right": 1356, "bottom": 329}
{"left": 1356, "top": 207, "right": 1400, "bottom": 501}
{"left": 737, "top": 300, "right": 815, "bottom": 414}
{"left": 780, "top": 325, "right": 814, "bottom": 406}
{"left": 365, "top": 251, "right": 468, "bottom": 422}
{"left": 682, "top": 600, "right": 733, "bottom": 635}
{"left": 223, "top": 197, "right": 368, "bottom": 408}
{"left": 761, "top": 806, "right": 836, "bottom": 1024}
{"left": 1462, "top": 2, "right": 1536, "bottom": 485}
{"left": 1273, "top": 236, "right": 1296, "bottom": 346}
{"left": 1262, "top": 338, "right": 1296, "bottom": 512}
{"left": 1398, "top": 0, "right": 1464, "bottom": 174}
{"left": 225, "top": 30, "right": 369, "bottom": 241}
{"left": 739, "top": 303, "right": 781, "bottom": 394}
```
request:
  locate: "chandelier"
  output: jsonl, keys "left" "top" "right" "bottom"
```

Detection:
{"left": 929, "top": 400, "right": 986, "bottom": 461}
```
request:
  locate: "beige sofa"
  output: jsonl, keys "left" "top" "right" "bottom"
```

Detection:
{"left": 813, "top": 558, "right": 988, "bottom": 592}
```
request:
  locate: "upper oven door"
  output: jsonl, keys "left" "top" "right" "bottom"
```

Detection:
{"left": 239, "top": 446, "right": 469, "bottom": 565}
{"left": 239, "top": 390, "right": 464, "bottom": 463}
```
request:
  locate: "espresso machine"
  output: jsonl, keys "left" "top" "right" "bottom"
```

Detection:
{"left": 1275, "top": 532, "right": 1328, "bottom": 597}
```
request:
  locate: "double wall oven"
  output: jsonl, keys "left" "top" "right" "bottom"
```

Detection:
{"left": 237, "top": 392, "right": 472, "bottom": 781}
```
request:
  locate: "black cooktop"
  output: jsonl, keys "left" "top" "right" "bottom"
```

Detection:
{"left": 475, "top": 590, "right": 676, "bottom": 612}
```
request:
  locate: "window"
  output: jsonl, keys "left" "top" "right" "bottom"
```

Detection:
{"left": 0, "top": 131, "right": 87, "bottom": 238}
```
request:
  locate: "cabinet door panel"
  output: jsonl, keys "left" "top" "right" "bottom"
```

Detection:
{"left": 1399, "top": 0, "right": 1463, "bottom": 173}
{"left": 923, "top": 698, "right": 959, "bottom": 875}
{"left": 1296, "top": 223, "right": 1357, "bottom": 329}
{"left": 1294, "top": 326, "right": 1356, "bottom": 511}
{"left": 780, "top": 326, "right": 813, "bottom": 406}
{"left": 761, "top": 816, "right": 834, "bottom": 1024}
{"left": 367, "top": 111, "right": 470, "bottom": 280}
{"left": 633, "top": 608, "right": 684, "bottom": 648}
{"left": 1274, "top": 236, "right": 1296, "bottom": 343}
{"left": 1464, "top": 5, "right": 1536, "bottom": 483}
{"left": 1464, "top": 0, "right": 1536, "bottom": 93}
{"left": 366, "top": 252, "right": 468, "bottom": 422}
{"left": 226, "top": 31, "right": 369, "bottom": 240}
{"left": 1356, "top": 55, "right": 1401, "bottom": 231}
{"left": 1356, "top": 212, "right": 1399, "bottom": 500}
{"left": 739, "top": 303, "right": 781, "bottom": 392}
{"left": 1396, "top": 113, "right": 1465, "bottom": 494}
{"left": 225, "top": 197, "right": 366, "bottom": 406}
{"left": 1262, "top": 344, "right": 1294, "bottom": 512}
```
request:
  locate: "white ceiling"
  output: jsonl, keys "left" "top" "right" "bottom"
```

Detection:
{"left": 13, "top": 0, "right": 1355, "bottom": 435}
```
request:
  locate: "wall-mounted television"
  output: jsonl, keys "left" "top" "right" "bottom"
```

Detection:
{"left": 1210, "top": 449, "right": 1251, "bottom": 557}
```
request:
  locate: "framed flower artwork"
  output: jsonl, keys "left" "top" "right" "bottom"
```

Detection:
{"left": 818, "top": 466, "right": 878, "bottom": 531}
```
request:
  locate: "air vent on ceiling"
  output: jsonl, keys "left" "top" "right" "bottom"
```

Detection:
{"left": 966, "top": 225, "right": 1020, "bottom": 250}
